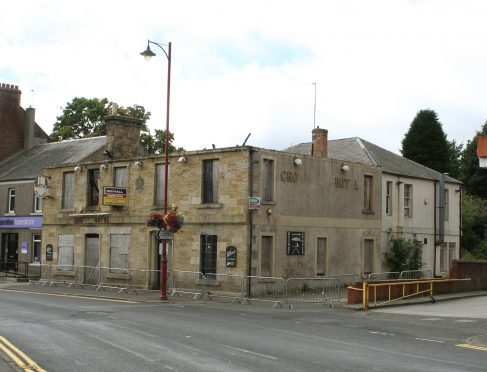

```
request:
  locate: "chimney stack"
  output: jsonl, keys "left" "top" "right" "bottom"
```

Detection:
{"left": 311, "top": 127, "right": 328, "bottom": 158}
{"left": 105, "top": 114, "right": 144, "bottom": 159}
{"left": 24, "top": 107, "right": 35, "bottom": 150}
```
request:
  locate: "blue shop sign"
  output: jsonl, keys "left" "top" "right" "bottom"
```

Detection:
{"left": 0, "top": 216, "right": 42, "bottom": 229}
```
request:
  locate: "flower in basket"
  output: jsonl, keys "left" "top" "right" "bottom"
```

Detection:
{"left": 163, "top": 206, "right": 184, "bottom": 233}
{"left": 146, "top": 213, "right": 165, "bottom": 228}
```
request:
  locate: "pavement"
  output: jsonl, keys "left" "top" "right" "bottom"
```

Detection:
{"left": 1, "top": 278, "right": 486, "bottom": 371}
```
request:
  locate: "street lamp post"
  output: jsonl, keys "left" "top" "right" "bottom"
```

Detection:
{"left": 141, "top": 40, "right": 172, "bottom": 300}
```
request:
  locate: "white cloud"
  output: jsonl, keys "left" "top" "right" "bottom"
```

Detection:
{"left": 1, "top": 0, "right": 487, "bottom": 154}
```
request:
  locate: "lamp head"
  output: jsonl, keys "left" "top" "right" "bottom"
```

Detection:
{"left": 140, "top": 42, "right": 156, "bottom": 61}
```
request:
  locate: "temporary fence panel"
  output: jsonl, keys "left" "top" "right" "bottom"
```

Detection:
{"left": 28, "top": 263, "right": 51, "bottom": 286}
{"left": 202, "top": 273, "right": 244, "bottom": 302}
{"left": 242, "top": 276, "right": 287, "bottom": 307}
{"left": 97, "top": 267, "right": 130, "bottom": 293}
{"left": 399, "top": 270, "right": 432, "bottom": 280}
{"left": 76, "top": 265, "right": 99, "bottom": 288}
{"left": 367, "top": 272, "right": 400, "bottom": 280}
{"left": 286, "top": 277, "right": 340, "bottom": 306}
{"left": 326, "top": 273, "right": 361, "bottom": 299}
{"left": 50, "top": 265, "right": 77, "bottom": 287}
{"left": 171, "top": 270, "right": 204, "bottom": 299}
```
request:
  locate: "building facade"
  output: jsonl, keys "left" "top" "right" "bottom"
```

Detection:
{"left": 40, "top": 122, "right": 382, "bottom": 288}
{"left": 288, "top": 134, "right": 462, "bottom": 277}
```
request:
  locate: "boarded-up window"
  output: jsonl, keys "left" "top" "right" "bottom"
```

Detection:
{"left": 363, "top": 239, "right": 374, "bottom": 274}
{"left": 262, "top": 159, "right": 274, "bottom": 202}
{"left": 386, "top": 181, "right": 392, "bottom": 216}
{"left": 404, "top": 184, "right": 413, "bottom": 217}
{"left": 200, "top": 235, "right": 217, "bottom": 275}
{"left": 155, "top": 163, "right": 169, "bottom": 207}
{"left": 316, "top": 238, "right": 327, "bottom": 276}
{"left": 261, "top": 236, "right": 273, "bottom": 277}
{"left": 448, "top": 242, "right": 456, "bottom": 270}
{"left": 58, "top": 234, "right": 74, "bottom": 271}
{"left": 62, "top": 172, "right": 75, "bottom": 209}
{"left": 110, "top": 234, "right": 129, "bottom": 272}
{"left": 87, "top": 169, "right": 100, "bottom": 207}
{"left": 364, "top": 175, "right": 373, "bottom": 212}
{"left": 202, "top": 160, "right": 218, "bottom": 203}
{"left": 114, "top": 166, "right": 127, "bottom": 187}
{"left": 440, "top": 242, "right": 448, "bottom": 272}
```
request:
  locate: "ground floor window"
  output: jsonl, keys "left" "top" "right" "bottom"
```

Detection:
{"left": 32, "top": 234, "right": 41, "bottom": 263}
{"left": 110, "top": 234, "right": 129, "bottom": 272}
{"left": 58, "top": 234, "right": 74, "bottom": 270}
{"left": 260, "top": 235, "right": 274, "bottom": 277}
{"left": 363, "top": 239, "right": 374, "bottom": 274}
{"left": 316, "top": 238, "right": 327, "bottom": 276}
{"left": 200, "top": 235, "right": 217, "bottom": 276}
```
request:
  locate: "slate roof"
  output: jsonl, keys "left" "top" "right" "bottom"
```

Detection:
{"left": 286, "top": 137, "right": 461, "bottom": 184}
{"left": 0, "top": 136, "right": 106, "bottom": 182}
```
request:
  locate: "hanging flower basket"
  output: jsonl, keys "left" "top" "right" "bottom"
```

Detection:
{"left": 146, "top": 213, "right": 165, "bottom": 229}
{"left": 163, "top": 209, "right": 184, "bottom": 233}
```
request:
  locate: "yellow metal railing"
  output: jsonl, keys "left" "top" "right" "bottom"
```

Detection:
{"left": 349, "top": 278, "right": 471, "bottom": 310}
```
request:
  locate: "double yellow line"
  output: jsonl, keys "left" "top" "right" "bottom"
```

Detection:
{"left": 0, "top": 336, "right": 45, "bottom": 372}
{"left": 456, "top": 343, "right": 487, "bottom": 352}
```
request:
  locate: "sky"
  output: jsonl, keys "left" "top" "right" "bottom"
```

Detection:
{"left": 1, "top": 0, "right": 487, "bottom": 154}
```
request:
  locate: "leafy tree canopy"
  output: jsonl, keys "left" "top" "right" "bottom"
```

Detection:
{"left": 459, "top": 121, "right": 487, "bottom": 197}
{"left": 50, "top": 97, "right": 182, "bottom": 155}
{"left": 461, "top": 192, "right": 487, "bottom": 259}
{"left": 401, "top": 109, "right": 453, "bottom": 174}
{"left": 385, "top": 237, "right": 423, "bottom": 272}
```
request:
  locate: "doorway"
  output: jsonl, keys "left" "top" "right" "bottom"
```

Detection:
{"left": 84, "top": 234, "right": 100, "bottom": 285}
{"left": 1, "top": 233, "right": 18, "bottom": 270}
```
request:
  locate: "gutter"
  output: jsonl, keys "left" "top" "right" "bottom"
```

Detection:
{"left": 247, "top": 146, "right": 254, "bottom": 297}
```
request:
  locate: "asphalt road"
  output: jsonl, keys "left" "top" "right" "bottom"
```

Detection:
{"left": 0, "top": 289, "right": 486, "bottom": 371}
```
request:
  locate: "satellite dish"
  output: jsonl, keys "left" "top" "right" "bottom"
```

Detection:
{"left": 34, "top": 176, "right": 47, "bottom": 198}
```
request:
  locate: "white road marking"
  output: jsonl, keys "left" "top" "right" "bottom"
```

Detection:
{"left": 369, "top": 331, "right": 395, "bottom": 336}
{"left": 421, "top": 318, "right": 442, "bottom": 321}
{"left": 415, "top": 338, "right": 444, "bottom": 343}
{"left": 218, "top": 344, "right": 278, "bottom": 360}
{"left": 454, "top": 319, "right": 477, "bottom": 323}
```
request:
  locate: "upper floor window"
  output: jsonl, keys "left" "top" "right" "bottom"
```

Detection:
{"left": 363, "top": 175, "right": 374, "bottom": 213}
{"left": 62, "top": 172, "right": 75, "bottom": 209}
{"left": 87, "top": 169, "right": 100, "bottom": 207}
{"left": 404, "top": 184, "right": 413, "bottom": 218}
{"left": 385, "top": 181, "right": 392, "bottom": 216}
{"left": 262, "top": 159, "right": 274, "bottom": 202}
{"left": 155, "top": 163, "right": 169, "bottom": 207}
{"left": 202, "top": 159, "right": 219, "bottom": 203}
{"left": 444, "top": 189, "right": 449, "bottom": 221}
{"left": 34, "top": 193, "right": 42, "bottom": 213}
{"left": 7, "top": 188, "right": 15, "bottom": 213}
{"left": 114, "top": 166, "right": 127, "bottom": 187}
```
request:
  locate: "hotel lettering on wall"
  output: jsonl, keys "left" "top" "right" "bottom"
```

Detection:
{"left": 281, "top": 171, "right": 297, "bottom": 183}
{"left": 335, "top": 177, "right": 350, "bottom": 188}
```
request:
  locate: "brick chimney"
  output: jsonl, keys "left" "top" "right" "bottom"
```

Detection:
{"left": 311, "top": 127, "right": 328, "bottom": 158}
{"left": 105, "top": 114, "right": 144, "bottom": 159}
{"left": 0, "top": 83, "right": 23, "bottom": 161}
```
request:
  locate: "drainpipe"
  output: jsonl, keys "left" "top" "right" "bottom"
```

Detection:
{"left": 247, "top": 146, "right": 254, "bottom": 297}
{"left": 433, "top": 181, "right": 437, "bottom": 277}
{"left": 459, "top": 187, "right": 462, "bottom": 258}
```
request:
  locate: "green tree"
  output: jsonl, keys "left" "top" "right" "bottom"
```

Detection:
{"left": 385, "top": 237, "right": 423, "bottom": 272}
{"left": 50, "top": 97, "right": 182, "bottom": 154}
{"left": 460, "top": 121, "right": 487, "bottom": 198}
{"left": 461, "top": 193, "right": 487, "bottom": 259}
{"left": 401, "top": 110, "right": 452, "bottom": 174}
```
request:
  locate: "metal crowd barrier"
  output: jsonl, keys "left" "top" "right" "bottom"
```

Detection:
{"left": 242, "top": 276, "right": 287, "bottom": 308}
{"left": 171, "top": 270, "right": 204, "bottom": 299}
{"left": 367, "top": 272, "right": 400, "bottom": 280}
{"left": 327, "top": 273, "right": 361, "bottom": 299}
{"left": 128, "top": 269, "right": 163, "bottom": 293}
{"left": 399, "top": 270, "right": 432, "bottom": 280}
{"left": 28, "top": 263, "right": 52, "bottom": 286}
{"left": 202, "top": 273, "right": 244, "bottom": 303}
{"left": 97, "top": 267, "right": 130, "bottom": 293}
{"left": 286, "top": 277, "right": 340, "bottom": 307}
